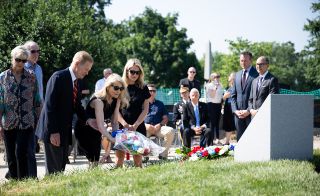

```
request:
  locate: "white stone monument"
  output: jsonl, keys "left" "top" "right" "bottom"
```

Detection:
{"left": 235, "top": 94, "right": 313, "bottom": 162}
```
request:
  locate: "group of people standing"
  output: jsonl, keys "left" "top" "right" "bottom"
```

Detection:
{"left": 175, "top": 51, "right": 279, "bottom": 149}
{"left": 0, "top": 43, "right": 279, "bottom": 181}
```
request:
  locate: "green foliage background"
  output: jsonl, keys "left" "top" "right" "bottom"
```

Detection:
{"left": 0, "top": 0, "right": 319, "bottom": 92}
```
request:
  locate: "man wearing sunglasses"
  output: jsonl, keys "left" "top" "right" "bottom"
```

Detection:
{"left": 145, "top": 84, "right": 174, "bottom": 160}
{"left": 248, "top": 56, "right": 279, "bottom": 118}
{"left": 179, "top": 67, "right": 202, "bottom": 97}
{"left": 24, "top": 40, "right": 43, "bottom": 178}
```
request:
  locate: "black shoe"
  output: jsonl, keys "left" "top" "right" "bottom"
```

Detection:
{"left": 158, "top": 155, "right": 168, "bottom": 160}
{"left": 142, "top": 156, "right": 149, "bottom": 163}
{"left": 36, "top": 143, "right": 40, "bottom": 153}
{"left": 66, "top": 159, "right": 70, "bottom": 164}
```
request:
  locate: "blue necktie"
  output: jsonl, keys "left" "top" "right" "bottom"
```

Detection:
{"left": 195, "top": 105, "right": 200, "bottom": 127}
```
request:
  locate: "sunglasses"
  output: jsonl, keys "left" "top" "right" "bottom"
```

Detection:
{"left": 111, "top": 85, "right": 124, "bottom": 91}
{"left": 30, "top": 50, "right": 40, "bottom": 54}
{"left": 15, "top": 58, "right": 27, "bottom": 63}
{"left": 128, "top": 70, "right": 141, "bottom": 75}
{"left": 149, "top": 89, "right": 156, "bottom": 93}
{"left": 189, "top": 71, "right": 196, "bottom": 73}
{"left": 214, "top": 76, "right": 220, "bottom": 78}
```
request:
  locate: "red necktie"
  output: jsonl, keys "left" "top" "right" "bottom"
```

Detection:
{"left": 73, "top": 80, "right": 78, "bottom": 105}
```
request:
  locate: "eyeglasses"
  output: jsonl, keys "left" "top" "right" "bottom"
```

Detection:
{"left": 128, "top": 70, "right": 141, "bottom": 75}
{"left": 15, "top": 58, "right": 27, "bottom": 63}
{"left": 189, "top": 71, "right": 196, "bottom": 73}
{"left": 149, "top": 89, "right": 156, "bottom": 93}
{"left": 256, "top": 63, "right": 267, "bottom": 66}
{"left": 214, "top": 76, "right": 220, "bottom": 78}
{"left": 111, "top": 85, "right": 124, "bottom": 91}
{"left": 30, "top": 50, "right": 40, "bottom": 54}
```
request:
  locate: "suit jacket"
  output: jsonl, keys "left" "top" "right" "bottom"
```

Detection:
{"left": 172, "top": 100, "right": 188, "bottom": 124}
{"left": 231, "top": 66, "right": 259, "bottom": 112}
{"left": 36, "top": 68, "right": 86, "bottom": 145}
{"left": 248, "top": 72, "right": 279, "bottom": 110}
{"left": 182, "top": 101, "right": 209, "bottom": 129}
{"left": 179, "top": 78, "right": 201, "bottom": 95}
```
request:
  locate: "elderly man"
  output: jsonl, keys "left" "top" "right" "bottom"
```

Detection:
{"left": 182, "top": 88, "right": 212, "bottom": 148}
{"left": 179, "top": 67, "right": 201, "bottom": 96}
{"left": 145, "top": 84, "right": 174, "bottom": 159}
{"left": 95, "top": 68, "right": 112, "bottom": 92}
{"left": 24, "top": 40, "right": 43, "bottom": 177}
{"left": 248, "top": 56, "right": 279, "bottom": 117}
{"left": 36, "top": 51, "right": 93, "bottom": 174}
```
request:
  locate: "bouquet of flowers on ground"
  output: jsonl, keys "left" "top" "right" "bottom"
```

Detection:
{"left": 175, "top": 144, "right": 235, "bottom": 161}
{"left": 112, "top": 129, "right": 165, "bottom": 156}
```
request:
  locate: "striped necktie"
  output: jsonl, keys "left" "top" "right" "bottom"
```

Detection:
{"left": 73, "top": 79, "right": 78, "bottom": 105}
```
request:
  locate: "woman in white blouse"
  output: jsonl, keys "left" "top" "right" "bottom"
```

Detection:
{"left": 205, "top": 73, "right": 224, "bottom": 144}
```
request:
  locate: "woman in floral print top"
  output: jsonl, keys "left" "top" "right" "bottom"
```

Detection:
{"left": 0, "top": 45, "right": 41, "bottom": 180}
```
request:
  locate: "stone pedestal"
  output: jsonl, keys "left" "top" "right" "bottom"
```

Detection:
{"left": 235, "top": 95, "right": 313, "bottom": 162}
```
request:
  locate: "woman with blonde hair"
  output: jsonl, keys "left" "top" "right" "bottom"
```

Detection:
{"left": 117, "top": 58, "right": 151, "bottom": 167}
{"left": 75, "top": 73, "right": 129, "bottom": 167}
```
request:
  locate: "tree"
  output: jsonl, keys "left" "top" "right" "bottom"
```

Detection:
{"left": 302, "top": 2, "right": 320, "bottom": 89}
{"left": 0, "top": 0, "right": 116, "bottom": 90}
{"left": 113, "top": 7, "right": 200, "bottom": 87}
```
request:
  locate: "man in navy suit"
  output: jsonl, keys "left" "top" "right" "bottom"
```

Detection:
{"left": 231, "top": 51, "right": 258, "bottom": 141}
{"left": 182, "top": 88, "right": 212, "bottom": 147}
{"left": 248, "top": 56, "right": 279, "bottom": 117}
{"left": 36, "top": 51, "right": 93, "bottom": 174}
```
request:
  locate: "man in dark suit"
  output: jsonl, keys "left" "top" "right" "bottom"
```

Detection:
{"left": 231, "top": 51, "right": 259, "bottom": 141}
{"left": 173, "top": 86, "right": 190, "bottom": 135}
{"left": 179, "top": 67, "right": 202, "bottom": 96}
{"left": 248, "top": 56, "right": 279, "bottom": 117}
{"left": 36, "top": 51, "right": 93, "bottom": 174}
{"left": 182, "top": 88, "right": 212, "bottom": 148}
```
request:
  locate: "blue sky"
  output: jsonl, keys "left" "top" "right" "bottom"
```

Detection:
{"left": 106, "top": 0, "right": 316, "bottom": 58}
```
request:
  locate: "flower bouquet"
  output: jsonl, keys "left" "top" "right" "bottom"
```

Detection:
{"left": 112, "top": 129, "right": 165, "bottom": 156}
{"left": 175, "top": 144, "right": 235, "bottom": 161}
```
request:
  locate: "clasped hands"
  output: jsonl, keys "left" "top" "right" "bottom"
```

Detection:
{"left": 235, "top": 110, "right": 250, "bottom": 119}
{"left": 193, "top": 126, "right": 203, "bottom": 135}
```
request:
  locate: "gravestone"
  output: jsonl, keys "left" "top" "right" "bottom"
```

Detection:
{"left": 235, "top": 94, "right": 313, "bottom": 162}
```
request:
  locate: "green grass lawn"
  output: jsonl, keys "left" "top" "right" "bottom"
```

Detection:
{"left": 1, "top": 150, "right": 320, "bottom": 195}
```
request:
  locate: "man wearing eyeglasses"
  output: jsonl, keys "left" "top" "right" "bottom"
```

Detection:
{"left": 24, "top": 40, "right": 43, "bottom": 178}
{"left": 248, "top": 56, "right": 279, "bottom": 118}
{"left": 179, "top": 67, "right": 202, "bottom": 97}
{"left": 145, "top": 84, "right": 174, "bottom": 160}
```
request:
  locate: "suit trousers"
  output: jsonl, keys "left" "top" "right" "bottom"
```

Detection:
{"left": 207, "top": 102, "right": 222, "bottom": 139}
{"left": 3, "top": 128, "right": 33, "bottom": 180}
{"left": 44, "top": 141, "right": 69, "bottom": 174}
{"left": 234, "top": 115, "right": 251, "bottom": 141}
{"left": 183, "top": 127, "right": 212, "bottom": 148}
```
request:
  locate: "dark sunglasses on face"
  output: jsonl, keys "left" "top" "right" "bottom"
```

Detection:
{"left": 15, "top": 58, "right": 27, "bottom": 63}
{"left": 112, "top": 85, "right": 124, "bottom": 91}
{"left": 128, "top": 70, "right": 141, "bottom": 75}
{"left": 149, "top": 89, "right": 156, "bottom": 93}
{"left": 214, "top": 76, "right": 220, "bottom": 78}
{"left": 30, "top": 50, "right": 40, "bottom": 54}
